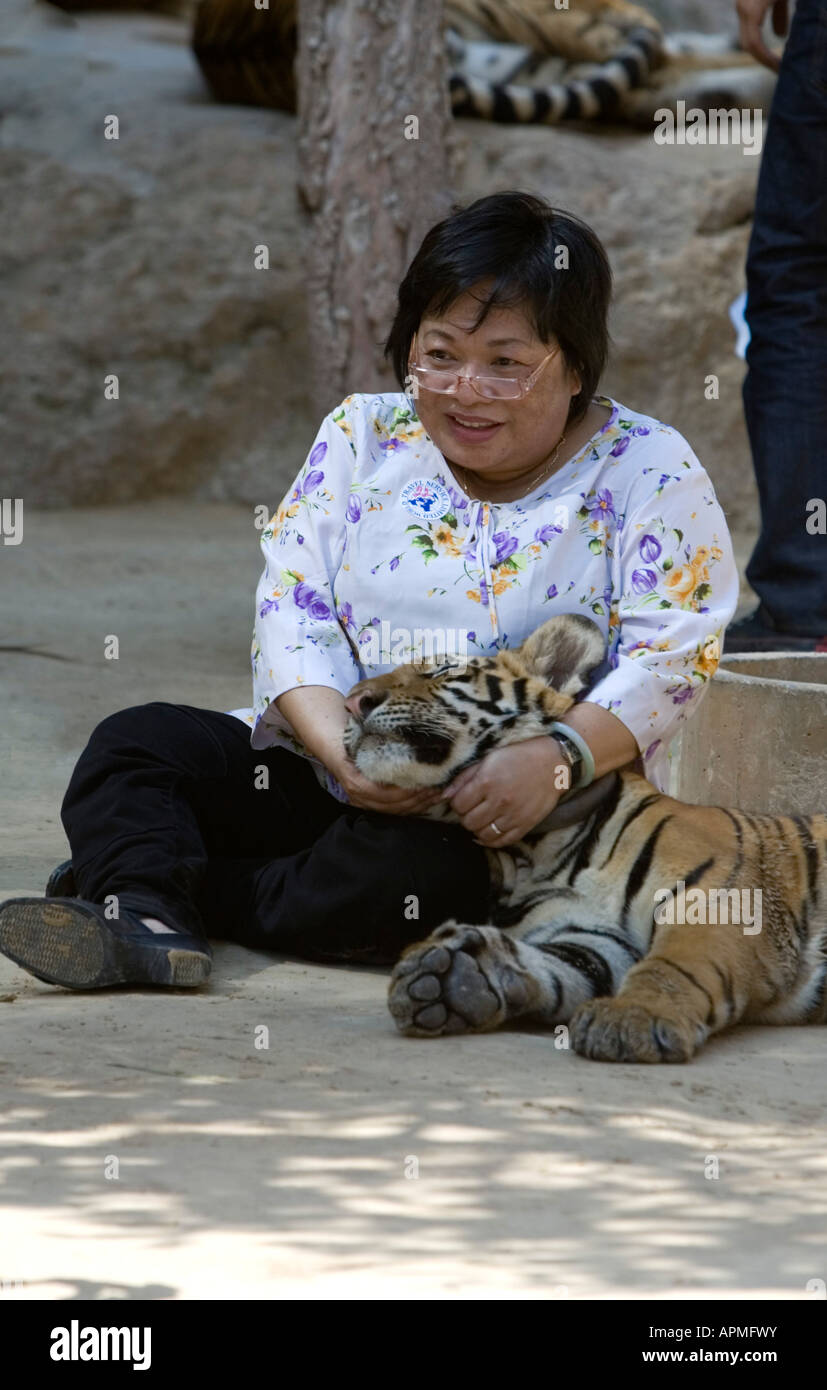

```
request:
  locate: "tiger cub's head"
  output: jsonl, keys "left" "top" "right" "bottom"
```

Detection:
{"left": 343, "top": 614, "right": 605, "bottom": 788}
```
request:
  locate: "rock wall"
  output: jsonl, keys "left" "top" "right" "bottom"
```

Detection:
{"left": 1, "top": 0, "right": 760, "bottom": 532}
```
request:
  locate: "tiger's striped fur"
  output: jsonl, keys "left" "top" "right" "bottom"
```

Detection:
{"left": 189, "top": 0, "right": 766, "bottom": 129}
{"left": 343, "top": 615, "right": 827, "bottom": 1063}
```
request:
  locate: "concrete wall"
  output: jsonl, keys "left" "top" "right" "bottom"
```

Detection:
{"left": 669, "top": 654, "right": 827, "bottom": 816}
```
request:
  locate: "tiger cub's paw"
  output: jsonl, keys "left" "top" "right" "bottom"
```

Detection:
{"left": 388, "top": 923, "right": 533, "bottom": 1037}
{"left": 570, "top": 997, "right": 701, "bottom": 1064}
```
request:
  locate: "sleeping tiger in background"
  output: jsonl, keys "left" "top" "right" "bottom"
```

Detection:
{"left": 43, "top": 0, "right": 775, "bottom": 128}
{"left": 342, "top": 614, "right": 827, "bottom": 1064}
{"left": 189, "top": 0, "right": 775, "bottom": 129}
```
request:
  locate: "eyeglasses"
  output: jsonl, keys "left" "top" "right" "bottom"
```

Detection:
{"left": 407, "top": 335, "right": 559, "bottom": 401}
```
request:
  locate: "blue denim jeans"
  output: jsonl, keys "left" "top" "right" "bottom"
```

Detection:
{"left": 743, "top": 0, "right": 827, "bottom": 633}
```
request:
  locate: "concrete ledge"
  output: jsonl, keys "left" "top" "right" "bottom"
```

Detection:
{"left": 669, "top": 653, "right": 827, "bottom": 816}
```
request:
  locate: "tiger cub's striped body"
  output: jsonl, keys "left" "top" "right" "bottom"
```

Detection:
{"left": 343, "top": 615, "right": 827, "bottom": 1063}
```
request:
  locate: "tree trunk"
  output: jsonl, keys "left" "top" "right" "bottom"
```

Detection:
{"left": 297, "top": 0, "right": 454, "bottom": 416}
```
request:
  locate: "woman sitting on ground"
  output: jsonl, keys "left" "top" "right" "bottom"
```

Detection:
{"left": 0, "top": 191, "right": 739, "bottom": 989}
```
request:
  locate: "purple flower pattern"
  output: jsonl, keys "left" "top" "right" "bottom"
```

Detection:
{"left": 245, "top": 391, "right": 738, "bottom": 804}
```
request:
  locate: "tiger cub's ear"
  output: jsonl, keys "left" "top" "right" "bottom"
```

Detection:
{"left": 519, "top": 615, "right": 606, "bottom": 697}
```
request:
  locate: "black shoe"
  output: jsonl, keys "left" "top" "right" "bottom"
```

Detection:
{"left": 45, "top": 859, "right": 76, "bottom": 898}
{"left": 724, "top": 606, "right": 827, "bottom": 654}
{"left": 0, "top": 897, "right": 212, "bottom": 990}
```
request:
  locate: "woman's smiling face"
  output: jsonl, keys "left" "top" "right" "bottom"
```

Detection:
{"left": 408, "top": 287, "right": 583, "bottom": 488}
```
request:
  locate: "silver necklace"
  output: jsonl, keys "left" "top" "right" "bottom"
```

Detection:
{"left": 455, "top": 430, "right": 568, "bottom": 504}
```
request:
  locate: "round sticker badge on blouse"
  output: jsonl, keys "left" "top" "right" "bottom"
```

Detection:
{"left": 400, "top": 478, "right": 452, "bottom": 521}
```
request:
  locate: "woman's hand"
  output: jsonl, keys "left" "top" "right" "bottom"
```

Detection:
{"left": 443, "top": 737, "right": 566, "bottom": 847}
{"left": 331, "top": 753, "right": 445, "bottom": 817}
{"left": 735, "top": 0, "right": 788, "bottom": 71}
{"left": 276, "top": 685, "right": 442, "bottom": 816}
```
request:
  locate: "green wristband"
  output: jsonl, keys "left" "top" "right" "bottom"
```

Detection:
{"left": 549, "top": 721, "right": 596, "bottom": 791}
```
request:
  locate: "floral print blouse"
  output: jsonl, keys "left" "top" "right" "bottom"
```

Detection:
{"left": 228, "top": 392, "right": 739, "bottom": 800}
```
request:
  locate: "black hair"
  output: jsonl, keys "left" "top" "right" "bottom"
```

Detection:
{"left": 384, "top": 191, "right": 612, "bottom": 424}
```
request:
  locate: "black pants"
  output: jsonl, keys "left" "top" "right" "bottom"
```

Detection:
{"left": 59, "top": 702, "right": 491, "bottom": 965}
{"left": 742, "top": 0, "right": 827, "bottom": 632}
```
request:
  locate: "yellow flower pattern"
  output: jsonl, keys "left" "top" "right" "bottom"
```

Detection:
{"left": 226, "top": 392, "right": 740, "bottom": 799}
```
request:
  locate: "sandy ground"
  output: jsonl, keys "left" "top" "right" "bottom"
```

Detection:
{"left": 1, "top": 502, "right": 825, "bottom": 1302}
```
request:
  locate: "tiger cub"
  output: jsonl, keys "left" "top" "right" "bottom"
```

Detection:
{"left": 343, "top": 614, "right": 827, "bottom": 1063}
